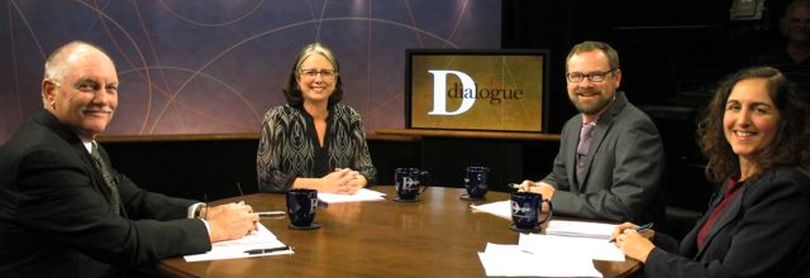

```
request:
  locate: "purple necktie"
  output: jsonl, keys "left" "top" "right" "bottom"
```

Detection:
{"left": 576, "top": 123, "right": 595, "bottom": 185}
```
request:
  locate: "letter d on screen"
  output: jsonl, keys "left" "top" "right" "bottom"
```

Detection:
{"left": 427, "top": 70, "right": 476, "bottom": 115}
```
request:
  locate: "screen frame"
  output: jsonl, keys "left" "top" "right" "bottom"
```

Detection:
{"left": 404, "top": 48, "right": 551, "bottom": 133}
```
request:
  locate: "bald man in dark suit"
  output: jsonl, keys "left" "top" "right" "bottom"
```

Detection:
{"left": 0, "top": 41, "right": 259, "bottom": 277}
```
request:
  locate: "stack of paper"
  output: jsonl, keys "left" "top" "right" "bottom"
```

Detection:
{"left": 184, "top": 223, "right": 292, "bottom": 262}
{"left": 544, "top": 219, "right": 616, "bottom": 239}
{"left": 472, "top": 201, "right": 627, "bottom": 276}
{"left": 469, "top": 200, "right": 618, "bottom": 240}
{"left": 477, "top": 242, "right": 603, "bottom": 277}
{"left": 519, "top": 233, "right": 624, "bottom": 262}
{"left": 469, "top": 200, "right": 511, "bottom": 220}
{"left": 317, "top": 188, "right": 386, "bottom": 204}
{"left": 477, "top": 233, "right": 624, "bottom": 277}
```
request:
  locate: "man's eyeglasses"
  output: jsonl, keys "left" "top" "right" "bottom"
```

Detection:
{"left": 299, "top": 69, "right": 338, "bottom": 80}
{"left": 566, "top": 69, "right": 615, "bottom": 83}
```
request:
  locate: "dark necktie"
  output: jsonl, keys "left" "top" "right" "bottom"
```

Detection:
{"left": 576, "top": 123, "right": 595, "bottom": 185}
{"left": 90, "top": 143, "right": 122, "bottom": 215}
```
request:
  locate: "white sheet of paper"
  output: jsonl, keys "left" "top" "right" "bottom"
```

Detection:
{"left": 317, "top": 188, "right": 386, "bottom": 204}
{"left": 477, "top": 242, "right": 603, "bottom": 277}
{"left": 184, "top": 223, "right": 292, "bottom": 262}
{"left": 519, "top": 233, "right": 625, "bottom": 262}
{"left": 545, "top": 219, "right": 617, "bottom": 239}
{"left": 469, "top": 200, "right": 511, "bottom": 220}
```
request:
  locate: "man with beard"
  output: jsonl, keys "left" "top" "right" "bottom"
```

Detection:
{"left": 518, "top": 41, "right": 665, "bottom": 224}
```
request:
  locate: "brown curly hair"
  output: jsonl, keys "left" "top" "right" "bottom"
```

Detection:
{"left": 697, "top": 66, "right": 810, "bottom": 183}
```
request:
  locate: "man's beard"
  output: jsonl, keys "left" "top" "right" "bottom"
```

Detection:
{"left": 570, "top": 89, "right": 612, "bottom": 114}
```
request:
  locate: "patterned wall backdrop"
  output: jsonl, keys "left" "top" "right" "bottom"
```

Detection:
{"left": 0, "top": 0, "right": 500, "bottom": 144}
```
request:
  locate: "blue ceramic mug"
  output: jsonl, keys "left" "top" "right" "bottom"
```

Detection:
{"left": 510, "top": 191, "right": 553, "bottom": 230}
{"left": 394, "top": 168, "right": 430, "bottom": 201}
{"left": 464, "top": 166, "right": 489, "bottom": 199}
{"left": 286, "top": 188, "right": 318, "bottom": 227}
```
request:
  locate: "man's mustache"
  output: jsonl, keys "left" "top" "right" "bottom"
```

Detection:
{"left": 575, "top": 89, "right": 600, "bottom": 96}
{"left": 82, "top": 107, "right": 114, "bottom": 114}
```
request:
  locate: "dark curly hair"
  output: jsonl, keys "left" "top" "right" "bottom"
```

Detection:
{"left": 697, "top": 66, "right": 810, "bottom": 183}
{"left": 282, "top": 42, "right": 343, "bottom": 107}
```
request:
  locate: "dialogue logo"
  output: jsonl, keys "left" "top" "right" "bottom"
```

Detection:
{"left": 427, "top": 70, "right": 524, "bottom": 116}
{"left": 428, "top": 70, "right": 475, "bottom": 115}
{"left": 511, "top": 200, "right": 532, "bottom": 220}
{"left": 401, "top": 176, "right": 420, "bottom": 191}
{"left": 309, "top": 198, "right": 319, "bottom": 215}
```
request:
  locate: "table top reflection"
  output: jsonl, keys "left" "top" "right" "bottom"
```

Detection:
{"left": 158, "top": 186, "right": 639, "bottom": 277}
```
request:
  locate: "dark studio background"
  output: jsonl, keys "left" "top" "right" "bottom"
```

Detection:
{"left": 6, "top": 0, "right": 791, "bottom": 238}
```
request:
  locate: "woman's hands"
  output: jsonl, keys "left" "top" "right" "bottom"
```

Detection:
{"left": 611, "top": 222, "right": 657, "bottom": 263}
{"left": 319, "top": 168, "right": 366, "bottom": 194}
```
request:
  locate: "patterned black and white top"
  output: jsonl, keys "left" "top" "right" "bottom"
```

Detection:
{"left": 256, "top": 103, "right": 376, "bottom": 192}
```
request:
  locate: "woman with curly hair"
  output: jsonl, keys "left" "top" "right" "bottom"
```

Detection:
{"left": 612, "top": 67, "right": 810, "bottom": 277}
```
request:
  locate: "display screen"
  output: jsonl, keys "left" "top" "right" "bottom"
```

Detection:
{"left": 406, "top": 49, "right": 549, "bottom": 132}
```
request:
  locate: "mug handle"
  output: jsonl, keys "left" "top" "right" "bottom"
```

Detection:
{"left": 419, "top": 170, "right": 431, "bottom": 193}
{"left": 538, "top": 199, "right": 553, "bottom": 225}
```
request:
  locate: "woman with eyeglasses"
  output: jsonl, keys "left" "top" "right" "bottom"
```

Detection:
{"left": 612, "top": 67, "right": 810, "bottom": 277}
{"left": 256, "top": 42, "right": 376, "bottom": 194}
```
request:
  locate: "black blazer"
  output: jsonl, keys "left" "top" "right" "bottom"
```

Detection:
{"left": 644, "top": 167, "right": 810, "bottom": 278}
{"left": 0, "top": 109, "right": 211, "bottom": 277}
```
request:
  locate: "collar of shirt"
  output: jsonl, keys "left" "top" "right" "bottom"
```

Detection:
{"left": 81, "top": 138, "right": 94, "bottom": 154}
{"left": 582, "top": 111, "right": 603, "bottom": 127}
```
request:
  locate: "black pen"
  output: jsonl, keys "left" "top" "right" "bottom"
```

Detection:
{"left": 256, "top": 211, "right": 286, "bottom": 217}
{"left": 609, "top": 223, "right": 654, "bottom": 243}
{"left": 244, "top": 245, "right": 291, "bottom": 255}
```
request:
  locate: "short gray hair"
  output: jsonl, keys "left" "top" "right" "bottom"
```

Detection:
{"left": 43, "top": 40, "right": 111, "bottom": 83}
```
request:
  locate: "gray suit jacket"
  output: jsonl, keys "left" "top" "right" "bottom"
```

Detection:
{"left": 542, "top": 91, "right": 665, "bottom": 223}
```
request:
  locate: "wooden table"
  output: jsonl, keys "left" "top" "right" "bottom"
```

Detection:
{"left": 158, "top": 186, "right": 639, "bottom": 277}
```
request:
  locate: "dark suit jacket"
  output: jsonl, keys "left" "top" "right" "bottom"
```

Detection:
{"left": 0, "top": 109, "right": 211, "bottom": 277}
{"left": 644, "top": 167, "right": 810, "bottom": 278}
{"left": 542, "top": 91, "right": 665, "bottom": 223}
